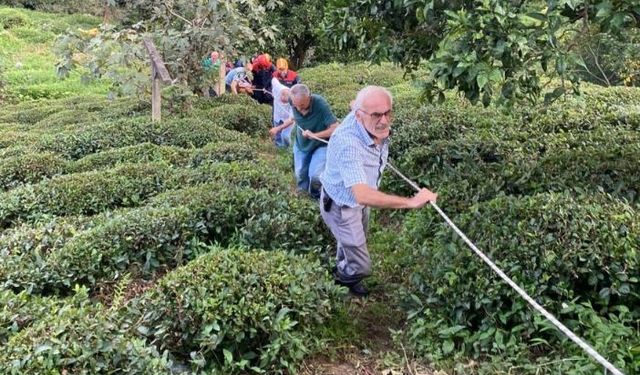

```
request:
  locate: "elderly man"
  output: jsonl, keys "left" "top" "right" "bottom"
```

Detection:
{"left": 269, "top": 77, "right": 294, "bottom": 148}
{"left": 320, "top": 86, "right": 437, "bottom": 297}
{"left": 289, "top": 84, "right": 338, "bottom": 199}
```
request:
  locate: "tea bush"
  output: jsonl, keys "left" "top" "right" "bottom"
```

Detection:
{"left": 0, "top": 151, "right": 68, "bottom": 189}
{"left": 0, "top": 289, "right": 66, "bottom": 344}
{"left": 3, "top": 171, "right": 325, "bottom": 293}
{"left": 33, "top": 117, "right": 251, "bottom": 159}
{"left": 0, "top": 286, "right": 172, "bottom": 375}
{"left": 69, "top": 143, "right": 192, "bottom": 173}
{"left": 127, "top": 247, "right": 343, "bottom": 374}
{"left": 403, "top": 192, "right": 639, "bottom": 365}
{"left": 206, "top": 103, "right": 271, "bottom": 136}
{"left": 301, "top": 62, "right": 408, "bottom": 93}
{"left": 190, "top": 141, "right": 258, "bottom": 166}
{"left": 0, "top": 163, "right": 176, "bottom": 227}
{"left": 0, "top": 216, "right": 95, "bottom": 292}
{"left": 238, "top": 193, "right": 330, "bottom": 253}
{"left": 174, "top": 160, "right": 291, "bottom": 192}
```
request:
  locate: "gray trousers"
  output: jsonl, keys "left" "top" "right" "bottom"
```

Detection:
{"left": 320, "top": 189, "right": 371, "bottom": 284}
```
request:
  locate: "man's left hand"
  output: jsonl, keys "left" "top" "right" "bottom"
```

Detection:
{"left": 302, "top": 130, "right": 314, "bottom": 139}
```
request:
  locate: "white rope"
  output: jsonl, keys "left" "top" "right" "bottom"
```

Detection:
{"left": 306, "top": 132, "right": 624, "bottom": 375}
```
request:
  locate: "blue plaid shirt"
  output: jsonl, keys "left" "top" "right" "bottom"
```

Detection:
{"left": 320, "top": 112, "right": 389, "bottom": 208}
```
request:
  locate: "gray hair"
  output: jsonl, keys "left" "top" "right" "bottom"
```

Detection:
{"left": 290, "top": 84, "right": 310, "bottom": 100}
{"left": 353, "top": 86, "right": 393, "bottom": 111}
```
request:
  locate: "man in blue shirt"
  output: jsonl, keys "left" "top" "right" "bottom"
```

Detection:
{"left": 224, "top": 63, "right": 253, "bottom": 95}
{"left": 289, "top": 84, "right": 338, "bottom": 199}
{"left": 320, "top": 86, "right": 437, "bottom": 296}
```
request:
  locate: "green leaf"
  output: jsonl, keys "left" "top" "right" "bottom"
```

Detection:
{"left": 442, "top": 339, "right": 454, "bottom": 354}
{"left": 477, "top": 73, "right": 488, "bottom": 90}
{"left": 223, "top": 348, "right": 233, "bottom": 364}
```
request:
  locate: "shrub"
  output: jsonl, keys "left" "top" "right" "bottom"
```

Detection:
{"left": 0, "top": 286, "right": 172, "bottom": 375}
{"left": 70, "top": 143, "right": 192, "bottom": 173}
{"left": 35, "top": 116, "right": 251, "bottom": 159}
{"left": 190, "top": 141, "right": 258, "bottom": 166}
{"left": 0, "top": 0, "right": 103, "bottom": 15}
{"left": 0, "top": 151, "right": 69, "bottom": 190}
{"left": 174, "top": 160, "right": 291, "bottom": 192}
{"left": 403, "top": 192, "right": 639, "bottom": 361}
{"left": 21, "top": 184, "right": 264, "bottom": 291}
{"left": 0, "top": 163, "right": 176, "bottom": 227}
{"left": 0, "top": 290, "right": 68, "bottom": 345}
{"left": 383, "top": 133, "right": 537, "bottom": 211}
{"left": 206, "top": 103, "right": 271, "bottom": 136}
{"left": 127, "top": 247, "right": 343, "bottom": 373}
{"left": 238, "top": 193, "right": 330, "bottom": 253}
{"left": 524, "top": 131, "right": 640, "bottom": 204}
{"left": 301, "top": 62, "right": 408, "bottom": 93}
{"left": 0, "top": 145, "right": 31, "bottom": 159}
{"left": 3, "top": 167, "right": 316, "bottom": 294}
{"left": 192, "top": 94, "right": 260, "bottom": 109}
{"left": 384, "top": 127, "right": 640, "bottom": 212}
{"left": 0, "top": 216, "right": 96, "bottom": 291}
{"left": 0, "top": 103, "right": 61, "bottom": 124}
{"left": 0, "top": 8, "right": 29, "bottom": 29}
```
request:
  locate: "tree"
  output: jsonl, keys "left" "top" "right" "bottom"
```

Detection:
{"left": 56, "top": 0, "right": 280, "bottom": 98}
{"left": 259, "top": 0, "right": 326, "bottom": 69}
{"left": 323, "top": 0, "right": 640, "bottom": 106}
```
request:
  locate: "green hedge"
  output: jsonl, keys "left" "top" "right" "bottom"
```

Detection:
{"left": 16, "top": 184, "right": 262, "bottom": 291}
{"left": 0, "top": 163, "right": 176, "bottom": 227}
{"left": 2, "top": 175, "right": 324, "bottom": 293}
{"left": 0, "top": 216, "right": 95, "bottom": 291}
{"left": 127, "top": 247, "right": 343, "bottom": 373}
{"left": 0, "top": 7, "right": 29, "bottom": 29}
{"left": 0, "top": 158, "right": 291, "bottom": 291}
{"left": 301, "top": 62, "right": 408, "bottom": 93}
{"left": 33, "top": 117, "right": 251, "bottom": 159}
{"left": 403, "top": 192, "right": 639, "bottom": 365}
{"left": 384, "top": 127, "right": 640, "bottom": 213}
{"left": 0, "top": 289, "right": 67, "bottom": 345}
{"left": 202, "top": 103, "right": 271, "bottom": 136}
{"left": 0, "top": 151, "right": 68, "bottom": 190}
{"left": 191, "top": 141, "right": 258, "bottom": 166}
{"left": 0, "top": 145, "right": 32, "bottom": 159}
{"left": 0, "top": 96, "right": 149, "bottom": 125}
{"left": 0, "top": 287, "right": 171, "bottom": 375}
{"left": 173, "top": 160, "right": 291, "bottom": 192}
{"left": 69, "top": 143, "right": 193, "bottom": 173}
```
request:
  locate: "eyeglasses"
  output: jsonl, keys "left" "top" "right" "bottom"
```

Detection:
{"left": 358, "top": 109, "right": 393, "bottom": 123}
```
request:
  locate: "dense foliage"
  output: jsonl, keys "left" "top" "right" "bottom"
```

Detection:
{"left": 55, "top": 0, "right": 281, "bottom": 96}
{"left": 323, "top": 0, "right": 640, "bottom": 105}
{"left": 128, "top": 247, "right": 343, "bottom": 373}
{"left": 1, "top": 8, "right": 639, "bottom": 374}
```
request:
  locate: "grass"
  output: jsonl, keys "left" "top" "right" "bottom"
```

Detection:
{"left": 0, "top": 6, "right": 109, "bottom": 102}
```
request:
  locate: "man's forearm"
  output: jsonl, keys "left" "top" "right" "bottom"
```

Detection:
{"left": 313, "top": 123, "right": 338, "bottom": 139}
{"left": 353, "top": 186, "right": 414, "bottom": 209}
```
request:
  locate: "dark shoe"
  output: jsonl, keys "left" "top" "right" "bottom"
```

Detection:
{"left": 348, "top": 282, "right": 369, "bottom": 297}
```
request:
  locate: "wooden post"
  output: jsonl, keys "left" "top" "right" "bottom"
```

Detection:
{"left": 143, "top": 37, "right": 172, "bottom": 122}
{"left": 217, "top": 58, "right": 226, "bottom": 95}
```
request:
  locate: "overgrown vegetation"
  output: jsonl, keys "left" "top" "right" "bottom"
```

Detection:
{"left": 0, "top": 5, "right": 638, "bottom": 374}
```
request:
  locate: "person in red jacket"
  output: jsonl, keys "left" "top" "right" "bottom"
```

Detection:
{"left": 273, "top": 58, "right": 300, "bottom": 88}
{"left": 251, "top": 53, "right": 275, "bottom": 105}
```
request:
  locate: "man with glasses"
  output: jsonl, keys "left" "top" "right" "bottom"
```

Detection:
{"left": 320, "top": 86, "right": 438, "bottom": 297}
{"left": 289, "top": 84, "right": 339, "bottom": 199}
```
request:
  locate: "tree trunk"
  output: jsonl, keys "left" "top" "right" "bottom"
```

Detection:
{"left": 290, "top": 36, "right": 314, "bottom": 70}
